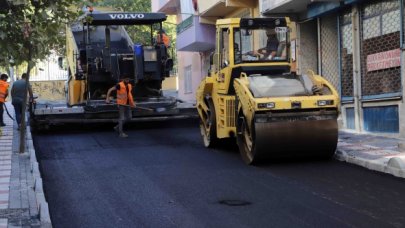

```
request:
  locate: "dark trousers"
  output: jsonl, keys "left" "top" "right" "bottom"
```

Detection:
{"left": 12, "top": 102, "right": 22, "bottom": 125}
{"left": 0, "top": 102, "right": 4, "bottom": 124}
{"left": 116, "top": 105, "right": 131, "bottom": 134}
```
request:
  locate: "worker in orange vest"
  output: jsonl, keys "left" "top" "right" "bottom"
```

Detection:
{"left": 157, "top": 29, "right": 170, "bottom": 48}
{"left": 106, "top": 76, "right": 135, "bottom": 138}
{"left": 0, "top": 74, "right": 10, "bottom": 127}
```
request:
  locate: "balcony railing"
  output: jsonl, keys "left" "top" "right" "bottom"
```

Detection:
{"left": 176, "top": 16, "right": 194, "bottom": 34}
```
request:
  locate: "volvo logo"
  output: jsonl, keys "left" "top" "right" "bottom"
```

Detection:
{"left": 109, "top": 14, "right": 145, "bottom": 19}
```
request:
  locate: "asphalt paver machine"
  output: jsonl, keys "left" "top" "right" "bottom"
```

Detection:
{"left": 31, "top": 9, "right": 195, "bottom": 129}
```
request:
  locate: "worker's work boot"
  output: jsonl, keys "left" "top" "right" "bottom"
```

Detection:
{"left": 119, "top": 133, "right": 128, "bottom": 138}
{"left": 0, "top": 123, "right": 5, "bottom": 127}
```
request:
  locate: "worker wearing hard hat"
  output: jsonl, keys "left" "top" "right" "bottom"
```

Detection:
{"left": 106, "top": 76, "right": 135, "bottom": 138}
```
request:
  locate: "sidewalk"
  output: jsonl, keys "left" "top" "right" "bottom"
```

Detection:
{"left": 336, "top": 130, "right": 405, "bottom": 178}
{"left": 0, "top": 102, "right": 51, "bottom": 227}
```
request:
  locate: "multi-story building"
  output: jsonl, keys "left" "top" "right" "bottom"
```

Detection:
{"left": 152, "top": 0, "right": 260, "bottom": 103}
{"left": 154, "top": 0, "right": 405, "bottom": 137}
{"left": 261, "top": 0, "right": 405, "bottom": 137}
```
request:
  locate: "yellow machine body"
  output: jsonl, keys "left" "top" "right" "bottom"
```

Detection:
{"left": 196, "top": 17, "right": 340, "bottom": 164}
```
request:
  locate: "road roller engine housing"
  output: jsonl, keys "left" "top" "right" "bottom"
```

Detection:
{"left": 196, "top": 17, "right": 340, "bottom": 164}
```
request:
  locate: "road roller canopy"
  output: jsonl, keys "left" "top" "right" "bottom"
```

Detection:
{"left": 83, "top": 12, "right": 167, "bottom": 25}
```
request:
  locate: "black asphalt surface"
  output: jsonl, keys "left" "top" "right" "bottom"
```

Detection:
{"left": 33, "top": 120, "right": 405, "bottom": 228}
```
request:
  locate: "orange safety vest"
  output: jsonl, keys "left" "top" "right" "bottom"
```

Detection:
{"left": 0, "top": 80, "right": 9, "bottom": 103}
{"left": 116, "top": 81, "right": 135, "bottom": 107}
{"left": 157, "top": 33, "right": 170, "bottom": 48}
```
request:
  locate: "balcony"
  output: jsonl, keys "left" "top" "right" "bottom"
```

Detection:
{"left": 198, "top": 0, "right": 255, "bottom": 23}
{"left": 199, "top": 0, "right": 237, "bottom": 22}
{"left": 260, "top": 0, "right": 311, "bottom": 14}
{"left": 260, "top": 0, "right": 351, "bottom": 19}
{"left": 176, "top": 16, "right": 216, "bottom": 52}
{"left": 152, "top": 0, "right": 178, "bottom": 14}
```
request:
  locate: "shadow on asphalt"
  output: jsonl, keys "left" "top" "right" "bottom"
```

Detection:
{"left": 31, "top": 118, "right": 199, "bottom": 135}
{"left": 31, "top": 118, "right": 335, "bottom": 166}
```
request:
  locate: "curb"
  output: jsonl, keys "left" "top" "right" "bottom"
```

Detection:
{"left": 335, "top": 149, "right": 405, "bottom": 179}
{"left": 26, "top": 125, "right": 53, "bottom": 228}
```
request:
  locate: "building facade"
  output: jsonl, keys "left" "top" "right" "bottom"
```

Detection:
{"left": 154, "top": 0, "right": 405, "bottom": 137}
{"left": 152, "top": 0, "right": 259, "bottom": 102}
{"left": 261, "top": 0, "right": 404, "bottom": 137}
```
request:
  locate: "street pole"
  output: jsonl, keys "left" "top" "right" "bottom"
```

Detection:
{"left": 19, "top": 44, "right": 32, "bottom": 153}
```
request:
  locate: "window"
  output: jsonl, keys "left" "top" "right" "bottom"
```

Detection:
{"left": 234, "top": 27, "right": 288, "bottom": 63}
{"left": 362, "top": 0, "right": 400, "bottom": 40}
{"left": 184, "top": 65, "right": 192, "bottom": 93}
{"left": 342, "top": 24, "right": 353, "bottom": 54}
{"left": 180, "top": 0, "right": 194, "bottom": 21}
{"left": 220, "top": 28, "right": 230, "bottom": 68}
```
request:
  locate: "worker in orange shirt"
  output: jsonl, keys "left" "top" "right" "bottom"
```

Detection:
{"left": 105, "top": 76, "right": 135, "bottom": 138}
{"left": 157, "top": 29, "right": 170, "bottom": 48}
{"left": 0, "top": 73, "right": 10, "bottom": 127}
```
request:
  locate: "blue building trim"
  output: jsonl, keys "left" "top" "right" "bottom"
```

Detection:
{"left": 344, "top": 0, "right": 363, "bottom": 4}
{"left": 345, "top": 107, "right": 355, "bottom": 129}
{"left": 342, "top": 96, "right": 354, "bottom": 102}
{"left": 307, "top": 2, "right": 342, "bottom": 19}
{"left": 361, "top": 92, "right": 402, "bottom": 101}
{"left": 363, "top": 105, "right": 399, "bottom": 133}
{"left": 307, "top": 0, "right": 364, "bottom": 19}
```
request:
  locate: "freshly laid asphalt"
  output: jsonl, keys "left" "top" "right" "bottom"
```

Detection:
{"left": 0, "top": 102, "right": 405, "bottom": 227}
{"left": 32, "top": 120, "right": 405, "bottom": 228}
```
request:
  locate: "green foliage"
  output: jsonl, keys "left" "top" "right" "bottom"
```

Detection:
{"left": 92, "top": 0, "right": 176, "bottom": 47}
{"left": 0, "top": 0, "right": 84, "bottom": 68}
{"left": 0, "top": 0, "right": 177, "bottom": 70}
{"left": 93, "top": 0, "right": 152, "bottom": 44}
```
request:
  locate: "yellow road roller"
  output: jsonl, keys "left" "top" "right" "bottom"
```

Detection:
{"left": 196, "top": 17, "right": 340, "bottom": 164}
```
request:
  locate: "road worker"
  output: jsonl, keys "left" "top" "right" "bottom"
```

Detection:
{"left": 105, "top": 76, "right": 135, "bottom": 138}
{"left": 0, "top": 74, "right": 9, "bottom": 127}
{"left": 11, "top": 73, "right": 34, "bottom": 130}
{"left": 156, "top": 29, "right": 170, "bottom": 48}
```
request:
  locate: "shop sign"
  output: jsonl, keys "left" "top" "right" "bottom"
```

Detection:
{"left": 367, "top": 49, "right": 401, "bottom": 72}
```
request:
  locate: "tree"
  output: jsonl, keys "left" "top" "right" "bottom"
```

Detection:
{"left": 92, "top": 0, "right": 176, "bottom": 48}
{"left": 0, "top": 0, "right": 85, "bottom": 152}
{"left": 0, "top": 1, "right": 87, "bottom": 67}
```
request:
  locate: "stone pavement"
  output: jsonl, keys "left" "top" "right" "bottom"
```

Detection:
{"left": 336, "top": 130, "right": 405, "bottom": 178}
{"left": 0, "top": 102, "right": 50, "bottom": 228}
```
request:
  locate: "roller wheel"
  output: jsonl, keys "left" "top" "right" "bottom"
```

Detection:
{"left": 237, "top": 113, "right": 257, "bottom": 165}
{"left": 199, "top": 99, "right": 217, "bottom": 148}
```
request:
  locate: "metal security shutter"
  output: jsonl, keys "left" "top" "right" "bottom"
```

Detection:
{"left": 320, "top": 13, "right": 340, "bottom": 91}
{"left": 339, "top": 10, "right": 354, "bottom": 98}
{"left": 298, "top": 20, "right": 318, "bottom": 75}
{"left": 360, "top": 0, "right": 401, "bottom": 98}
